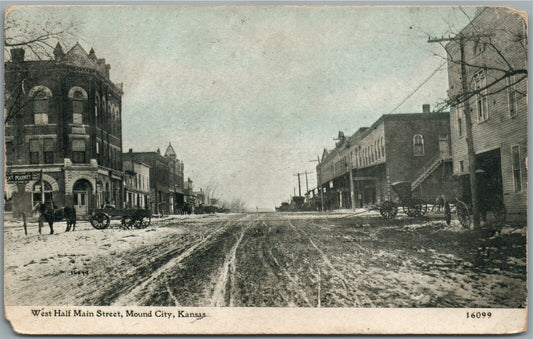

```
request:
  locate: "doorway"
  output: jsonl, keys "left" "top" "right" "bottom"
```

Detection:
{"left": 73, "top": 179, "right": 92, "bottom": 216}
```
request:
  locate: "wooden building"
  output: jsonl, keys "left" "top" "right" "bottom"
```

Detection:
{"left": 445, "top": 7, "right": 527, "bottom": 221}
{"left": 5, "top": 44, "right": 124, "bottom": 217}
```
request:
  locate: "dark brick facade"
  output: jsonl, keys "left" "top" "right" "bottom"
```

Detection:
{"left": 5, "top": 43, "right": 124, "bottom": 217}
{"left": 317, "top": 111, "right": 454, "bottom": 209}
{"left": 126, "top": 144, "right": 184, "bottom": 215}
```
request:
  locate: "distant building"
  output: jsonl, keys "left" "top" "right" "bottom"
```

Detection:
{"left": 128, "top": 144, "right": 184, "bottom": 215}
{"left": 317, "top": 107, "right": 453, "bottom": 210}
{"left": 123, "top": 152, "right": 150, "bottom": 209}
{"left": 5, "top": 43, "right": 124, "bottom": 217}
{"left": 445, "top": 7, "right": 527, "bottom": 221}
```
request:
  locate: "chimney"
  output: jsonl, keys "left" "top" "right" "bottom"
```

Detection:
{"left": 422, "top": 104, "right": 431, "bottom": 113}
{"left": 10, "top": 48, "right": 25, "bottom": 62}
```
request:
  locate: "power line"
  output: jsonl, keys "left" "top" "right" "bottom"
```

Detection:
{"left": 388, "top": 61, "right": 447, "bottom": 114}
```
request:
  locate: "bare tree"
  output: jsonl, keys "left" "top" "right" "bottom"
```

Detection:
{"left": 430, "top": 7, "right": 527, "bottom": 229}
{"left": 4, "top": 11, "right": 78, "bottom": 124}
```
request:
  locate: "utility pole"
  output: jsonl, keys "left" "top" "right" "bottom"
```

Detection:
{"left": 309, "top": 156, "right": 324, "bottom": 212}
{"left": 293, "top": 173, "right": 302, "bottom": 197}
{"left": 428, "top": 33, "right": 491, "bottom": 230}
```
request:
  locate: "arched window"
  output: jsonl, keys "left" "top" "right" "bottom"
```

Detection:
{"left": 413, "top": 134, "right": 424, "bottom": 156}
{"left": 68, "top": 87, "right": 88, "bottom": 124}
{"left": 95, "top": 93, "right": 100, "bottom": 125}
{"left": 29, "top": 86, "right": 52, "bottom": 125}
{"left": 32, "top": 180, "right": 53, "bottom": 207}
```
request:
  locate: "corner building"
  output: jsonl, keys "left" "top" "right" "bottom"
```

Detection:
{"left": 5, "top": 43, "right": 124, "bottom": 217}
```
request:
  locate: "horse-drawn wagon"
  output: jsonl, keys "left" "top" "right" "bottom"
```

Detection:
{"left": 89, "top": 205, "right": 152, "bottom": 230}
{"left": 379, "top": 181, "right": 452, "bottom": 225}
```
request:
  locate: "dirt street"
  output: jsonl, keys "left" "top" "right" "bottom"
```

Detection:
{"left": 4, "top": 212, "right": 526, "bottom": 307}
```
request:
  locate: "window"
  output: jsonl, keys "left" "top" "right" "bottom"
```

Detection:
{"left": 507, "top": 76, "right": 518, "bottom": 118}
{"left": 457, "top": 110, "right": 463, "bottom": 137}
{"left": 68, "top": 87, "right": 87, "bottom": 124}
{"left": 473, "top": 71, "right": 488, "bottom": 122}
{"left": 72, "top": 91, "right": 84, "bottom": 124}
{"left": 72, "top": 139, "right": 86, "bottom": 163}
{"left": 459, "top": 160, "right": 464, "bottom": 173}
{"left": 512, "top": 145, "right": 522, "bottom": 191}
{"left": 33, "top": 93, "right": 49, "bottom": 125}
{"left": 413, "top": 134, "right": 424, "bottom": 156}
{"left": 32, "top": 181, "right": 53, "bottom": 207}
{"left": 43, "top": 139, "right": 55, "bottom": 164}
{"left": 5, "top": 141, "right": 14, "bottom": 164}
{"left": 381, "top": 137, "right": 385, "bottom": 157}
{"left": 30, "top": 139, "right": 40, "bottom": 164}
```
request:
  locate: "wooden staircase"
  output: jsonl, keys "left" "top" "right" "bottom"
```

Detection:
{"left": 411, "top": 154, "right": 451, "bottom": 191}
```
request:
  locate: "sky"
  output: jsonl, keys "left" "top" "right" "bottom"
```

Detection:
{"left": 7, "top": 5, "right": 477, "bottom": 210}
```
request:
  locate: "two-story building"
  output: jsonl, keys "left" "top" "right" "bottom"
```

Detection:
{"left": 128, "top": 144, "right": 184, "bottom": 215}
{"left": 317, "top": 106, "right": 454, "bottom": 210}
{"left": 5, "top": 43, "right": 124, "bottom": 217}
{"left": 123, "top": 151, "right": 151, "bottom": 209}
{"left": 445, "top": 7, "right": 527, "bottom": 221}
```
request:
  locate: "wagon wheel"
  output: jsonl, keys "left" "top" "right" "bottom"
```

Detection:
{"left": 90, "top": 212, "right": 110, "bottom": 230}
{"left": 405, "top": 199, "right": 427, "bottom": 217}
{"left": 121, "top": 216, "right": 134, "bottom": 229}
{"left": 456, "top": 200, "right": 470, "bottom": 229}
{"left": 140, "top": 215, "right": 151, "bottom": 228}
{"left": 415, "top": 199, "right": 428, "bottom": 216}
{"left": 493, "top": 197, "right": 507, "bottom": 224}
{"left": 444, "top": 201, "right": 452, "bottom": 225}
{"left": 380, "top": 200, "right": 398, "bottom": 219}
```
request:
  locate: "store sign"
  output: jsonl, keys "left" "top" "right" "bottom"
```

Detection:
{"left": 6, "top": 172, "right": 40, "bottom": 183}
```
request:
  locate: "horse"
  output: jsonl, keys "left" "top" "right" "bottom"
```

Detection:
{"left": 34, "top": 203, "right": 77, "bottom": 234}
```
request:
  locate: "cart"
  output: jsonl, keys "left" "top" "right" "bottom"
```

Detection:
{"left": 379, "top": 181, "right": 452, "bottom": 225}
{"left": 89, "top": 205, "right": 152, "bottom": 230}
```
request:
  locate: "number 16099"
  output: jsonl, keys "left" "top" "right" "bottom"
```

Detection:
{"left": 466, "top": 311, "right": 492, "bottom": 319}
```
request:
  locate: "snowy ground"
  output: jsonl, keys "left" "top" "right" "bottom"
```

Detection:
{"left": 4, "top": 211, "right": 527, "bottom": 307}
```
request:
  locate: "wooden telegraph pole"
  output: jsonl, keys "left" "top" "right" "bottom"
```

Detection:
{"left": 309, "top": 155, "right": 324, "bottom": 211}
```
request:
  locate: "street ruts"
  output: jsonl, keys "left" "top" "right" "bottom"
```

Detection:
{"left": 4, "top": 212, "right": 527, "bottom": 308}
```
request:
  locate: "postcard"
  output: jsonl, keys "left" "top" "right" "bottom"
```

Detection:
{"left": 3, "top": 4, "right": 528, "bottom": 335}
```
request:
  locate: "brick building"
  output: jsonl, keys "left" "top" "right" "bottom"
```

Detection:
{"left": 445, "top": 7, "right": 527, "bottom": 221}
{"left": 5, "top": 43, "right": 124, "bottom": 217}
{"left": 128, "top": 143, "right": 184, "bottom": 215}
{"left": 316, "top": 108, "right": 454, "bottom": 210}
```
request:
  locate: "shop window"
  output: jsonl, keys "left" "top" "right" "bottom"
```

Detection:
{"left": 72, "top": 139, "right": 86, "bottom": 163}
{"left": 413, "top": 134, "right": 424, "bottom": 156}
{"left": 32, "top": 181, "right": 53, "bottom": 207}
{"left": 512, "top": 145, "right": 522, "bottom": 191}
